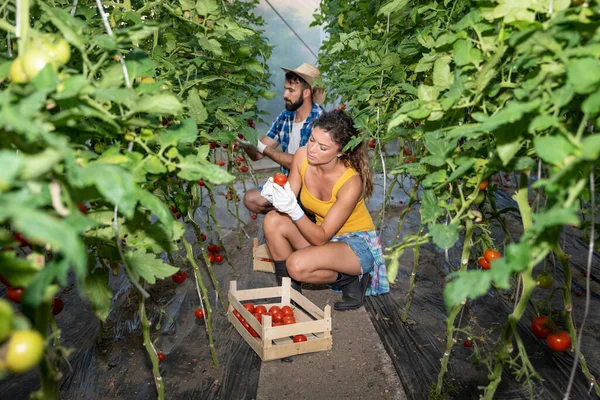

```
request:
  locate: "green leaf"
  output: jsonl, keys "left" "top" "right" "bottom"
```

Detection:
{"left": 178, "top": 156, "right": 234, "bottom": 184}
{"left": 8, "top": 207, "right": 87, "bottom": 278}
{"left": 134, "top": 93, "right": 182, "bottom": 115}
{"left": 581, "top": 135, "right": 600, "bottom": 161}
{"left": 93, "top": 34, "right": 117, "bottom": 51}
{"left": 179, "top": 0, "right": 195, "bottom": 10}
{"left": 186, "top": 89, "right": 208, "bottom": 124}
{"left": 421, "top": 190, "right": 444, "bottom": 224}
{"left": 79, "top": 164, "right": 138, "bottom": 218}
{"left": 453, "top": 40, "right": 481, "bottom": 67}
{"left": 81, "top": 266, "right": 113, "bottom": 321}
{"left": 433, "top": 58, "right": 454, "bottom": 91}
{"left": 259, "top": 90, "right": 277, "bottom": 100}
{"left": 136, "top": 188, "right": 175, "bottom": 233}
{"left": 40, "top": 6, "right": 86, "bottom": 50}
{"left": 423, "top": 170, "right": 447, "bottom": 187}
{"left": 144, "top": 155, "right": 167, "bottom": 174}
{"left": 196, "top": 0, "right": 220, "bottom": 16}
{"left": 54, "top": 74, "right": 89, "bottom": 100}
{"left": 424, "top": 131, "right": 455, "bottom": 157}
{"left": 417, "top": 84, "right": 439, "bottom": 101}
{"left": 444, "top": 270, "right": 493, "bottom": 309}
{"left": 533, "top": 135, "right": 576, "bottom": 166}
{"left": 198, "top": 36, "right": 223, "bottom": 56}
{"left": 0, "top": 151, "right": 23, "bottom": 191}
{"left": 158, "top": 118, "right": 198, "bottom": 148}
{"left": 532, "top": 207, "right": 579, "bottom": 232}
{"left": 428, "top": 222, "right": 460, "bottom": 249}
{"left": 567, "top": 58, "right": 600, "bottom": 94}
{"left": 581, "top": 91, "right": 600, "bottom": 117}
{"left": 528, "top": 115, "right": 558, "bottom": 133}
{"left": 0, "top": 252, "right": 41, "bottom": 287}
{"left": 125, "top": 249, "right": 179, "bottom": 284}
{"left": 124, "top": 49, "right": 156, "bottom": 82}
{"left": 379, "top": 0, "right": 410, "bottom": 15}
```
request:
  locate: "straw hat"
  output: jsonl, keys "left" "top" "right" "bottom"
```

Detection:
{"left": 280, "top": 63, "right": 321, "bottom": 87}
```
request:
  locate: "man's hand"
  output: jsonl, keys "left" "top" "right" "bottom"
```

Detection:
{"left": 312, "top": 85, "right": 326, "bottom": 106}
{"left": 235, "top": 137, "right": 260, "bottom": 160}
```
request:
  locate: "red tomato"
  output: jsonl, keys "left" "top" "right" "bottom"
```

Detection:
{"left": 197, "top": 179, "right": 205, "bottom": 186}
{"left": 194, "top": 308, "right": 205, "bottom": 319}
{"left": 208, "top": 253, "right": 215, "bottom": 264}
{"left": 238, "top": 155, "right": 245, "bottom": 162}
{"left": 255, "top": 305, "right": 267, "bottom": 315}
{"left": 575, "top": 290, "right": 583, "bottom": 297}
{"left": 531, "top": 316, "right": 553, "bottom": 339}
{"left": 216, "top": 160, "right": 226, "bottom": 166}
{"left": 238, "top": 133, "right": 245, "bottom": 139}
{"left": 248, "top": 326, "right": 260, "bottom": 338}
{"left": 293, "top": 335, "right": 307, "bottom": 343}
{"left": 272, "top": 312, "right": 284, "bottom": 323}
{"left": 200, "top": 233, "right": 207, "bottom": 242}
{"left": 273, "top": 322, "right": 283, "bottom": 327}
{"left": 207, "top": 244, "right": 221, "bottom": 254}
{"left": 282, "top": 315, "right": 296, "bottom": 325}
{"left": 240, "top": 165, "right": 249, "bottom": 173}
{"left": 232, "top": 309, "right": 242, "bottom": 320}
{"left": 268, "top": 306, "right": 281, "bottom": 314}
{"left": 157, "top": 353, "right": 165, "bottom": 361}
{"left": 483, "top": 249, "right": 501, "bottom": 263}
{"left": 547, "top": 331, "right": 571, "bottom": 352}
{"left": 402, "top": 147, "right": 412, "bottom": 156}
{"left": 281, "top": 305, "right": 293, "bottom": 316}
{"left": 478, "top": 257, "right": 491, "bottom": 270}
{"left": 479, "top": 179, "right": 489, "bottom": 191}
{"left": 243, "top": 303, "right": 255, "bottom": 313}
{"left": 368, "top": 139, "right": 376, "bottom": 149}
{"left": 250, "top": 213, "right": 257, "bottom": 220}
{"left": 77, "top": 202, "right": 89, "bottom": 215}
{"left": 253, "top": 312, "right": 262, "bottom": 323}
{"left": 215, "top": 254, "right": 224, "bottom": 263}
{"left": 273, "top": 173, "right": 287, "bottom": 186}
{"left": 52, "top": 297, "right": 64, "bottom": 315}
{"left": 463, "top": 339, "right": 472, "bottom": 348}
{"left": 241, "top": 320, "right": 251, "bottom": 330}
{"left": 7, "top": 287, "right": 23, "bottom": 303}
{"left": 171, "top": 271, "right": 187, "bottom": 284}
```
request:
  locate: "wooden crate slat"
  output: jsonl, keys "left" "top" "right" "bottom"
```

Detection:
{"left": 263, "top": 337, "right": 332, "bottom": 361}
{"left": 290, "top": 290, "right": 326, "bottom": 319}
{"left": 253, "top": 238, "right": 275, "bottom": 273}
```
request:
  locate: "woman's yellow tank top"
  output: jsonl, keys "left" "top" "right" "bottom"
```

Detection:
{"left": 299, "top": 158, "right": 375, "bottom": 235}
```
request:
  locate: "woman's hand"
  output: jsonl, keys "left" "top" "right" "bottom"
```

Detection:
{"left": 272, "top": 182, "right": 304, "bottom": 221}
{"left": 260, "top": 177, "right": 276, "bottom": 204}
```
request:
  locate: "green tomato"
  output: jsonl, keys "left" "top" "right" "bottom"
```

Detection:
{"left": 0, "top": 299, "right": 13, "bottom": 343}
{"left": 38, "top": 35, "right": 71, "bottom": 65}
{"left": 473, "top": 191, "right": 486, "bottom": 206}
{"left": 8, "top": 57, "right": 29, "bottom": 84}
{"left": 22, "top": 48, "right": 53, "bottom": 80}
{"left": 536, "top": 273, "right": 554, "bottom": 289}
{"left": 4, "top": 330, "right": 45, "bottom": 374}
{"left": 166, "top": 147, "right": 179, "bottom": 159}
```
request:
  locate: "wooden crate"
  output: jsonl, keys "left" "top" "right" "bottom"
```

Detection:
{"left": 253, "top": 238, "right": 275, "bottom": 273}
{"left": 228, "top": 277, "right": 332, "bottom": 361}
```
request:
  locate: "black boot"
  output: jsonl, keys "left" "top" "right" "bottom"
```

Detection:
{"left": 273, "top": 260, "right": 302, "bottom": 293}
{"left": 333, "top": 273, "right": 371, "bottom": 311}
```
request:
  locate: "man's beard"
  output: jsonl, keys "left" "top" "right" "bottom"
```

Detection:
{"left": 285, "top": 96, "right": 304, "bottom": 111}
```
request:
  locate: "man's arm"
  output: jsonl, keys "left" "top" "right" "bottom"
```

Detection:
{"left": 261, "top": 136, "right": 294, "bottom": 170}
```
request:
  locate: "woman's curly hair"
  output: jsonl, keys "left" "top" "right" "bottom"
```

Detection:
{"left": 311, "top": 110, "right": 373, "bottom": 199}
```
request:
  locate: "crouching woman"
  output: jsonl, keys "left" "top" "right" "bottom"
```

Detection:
{"left": 260, "top": 110, "right": 389, "bottom": 311}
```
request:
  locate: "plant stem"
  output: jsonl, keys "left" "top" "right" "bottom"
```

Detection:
{"left": 138, "top": 290, "right": 164, "bottom": 400}
{"left": 182, "top": 237, "right": 220, "bottom": 368}
{"left": 401, "top": 240, "right": 420, "bottom": 322}
{"left": 435, "top": 219, "right": 474, "bottom": 395}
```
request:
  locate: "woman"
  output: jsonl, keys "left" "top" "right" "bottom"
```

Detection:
{"left": 260, "top": 110, "right": 388, "bottom": 311}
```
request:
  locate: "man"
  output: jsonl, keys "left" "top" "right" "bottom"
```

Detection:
{"left": 237, "top": 63, "right": 325, "bottom": 214}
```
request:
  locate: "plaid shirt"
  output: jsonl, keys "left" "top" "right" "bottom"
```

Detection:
{"left": 265, "top": 102, "right": 324, "bottom": 174}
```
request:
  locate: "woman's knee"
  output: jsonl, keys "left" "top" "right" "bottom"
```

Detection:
{"left": 286, "top": 253, "right": 306, "bottom": 281}
{"left": 263, "top": 211, "right": 287, "bottom": 237}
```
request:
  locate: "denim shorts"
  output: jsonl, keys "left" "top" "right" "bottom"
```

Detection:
{"left": 335, "top": 235, "right": 375, "bottom": 275}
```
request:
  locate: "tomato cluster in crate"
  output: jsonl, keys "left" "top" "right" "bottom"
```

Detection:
{"left": 227, "top": 278, "right": 332, "bottom": 361}
{"left": 232, "top": 303, "right": 307, "bottom": 343}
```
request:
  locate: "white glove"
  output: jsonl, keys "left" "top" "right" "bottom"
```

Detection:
{"left": 272, "top": 182, "right": 304, "bottom": 221}
{"left": 260, "top": 178, "right": 275, "bottom": 204}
